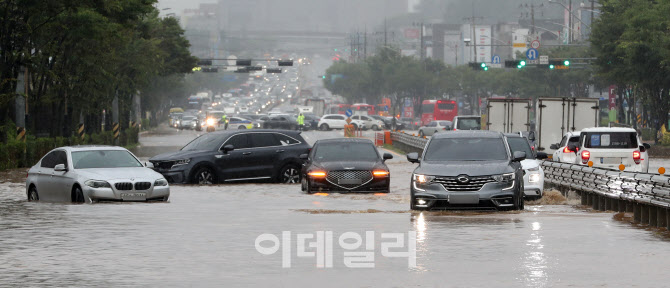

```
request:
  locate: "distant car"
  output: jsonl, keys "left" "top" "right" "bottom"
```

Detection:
{"left": 150, "top": 130, "right": 310, "bottom": 184}
{"left": 303, "top": 114, "right": 320, "bottom": 130}
{"left": 369, "top": 115, "right": 392, "bottom": 129}
{"left": 179, "top": 116, "right": 199, "bottom": 130}
{"left": 550, "top": 131, "right": 581, "bottom": 163}
{"left": 399, "top": 117, "right": 420, "bottom": 130}
{"left": 263, "top": 115, "right": 299, "bottom": 130}
{"left": 418, "top": 121, "right": 452, "bottom": 137}
{"left": 505, "top": 133, "right": 548, "bottom": 200}
{"left": 452, "top": 116, "right": 481, "bottom": 130}
{"left": 301, "top": 138, "right": 392, "bottom": 193}
{"left": 351, "top": 114, "right": 384, "bottom": 131}
{"left": 318, "top": 114, "right": 365, "bottom": 130}
{"left": 572, "top": 127, "right": 650, "bottom": 173}
{"left": 228, "top": 117, "right": 254, "bottom": 129}
{"left": 26, "top": 146, "right": 169, "bottom": 203}
{"left": 407, "top": 131, "right": 526, "bottom": 211}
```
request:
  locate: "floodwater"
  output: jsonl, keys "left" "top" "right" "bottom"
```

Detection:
{"left": 2, "top": 127, "right": 670, "bottom": 287}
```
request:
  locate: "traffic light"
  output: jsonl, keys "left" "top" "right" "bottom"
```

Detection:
{"left": 247, "top": 66, "right": 262, "bottom": 71}
{"left": 334, "top": 48, "right": 338, "bottom": 52}
{"left": 468, "top": 62, "right": 489, "bottom": 71}
{"left": 266, "top": 68, "right": 282, "bottom": 73}
{"left": 277, "top": 60, "right": 293, "bottom": 66}
{"left": 202, "top": 67, "right": 218, "bottom": 73}
{"left": 234, "top": 67, "right": 249, "bottom": 73}
{"left": 236, "top": 59, "right": 252, "bottom": 66}
{"left": 548, "top": 60, "right": 570, "bottom": 69}
{"left": 321, "top": 75, "right": 326, "bottom": 79}
{"left": 504, "top": 60, "right": 527, "bottom": 68}
{"left": 196, "top": 59, "right": 212, "bottom": 66}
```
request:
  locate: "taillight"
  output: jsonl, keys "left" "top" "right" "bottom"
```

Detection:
{"left": 633, "top": 151, "right": 641, "bottom": 164}
{"left": 563, "top": 147, "right": 573, "bottom": 153}
{"left": 581, "top": 150, "right": 590, "bottom": 164}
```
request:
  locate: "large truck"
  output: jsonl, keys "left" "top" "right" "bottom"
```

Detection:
{"left": 304, "top": 98, "right": 326, "bottom": 116}
{"left": 485, "top": 98, "right": 531, "bottom": 133}
{"left": 536, "top": 97, "right": 600, "bottom": 154}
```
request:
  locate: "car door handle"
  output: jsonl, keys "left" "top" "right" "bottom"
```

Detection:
{"left": 276, "top": 150, "right": 285, "bottom": 153}
{"left": 242, "top": 152, "right": 252, "bottom": 155}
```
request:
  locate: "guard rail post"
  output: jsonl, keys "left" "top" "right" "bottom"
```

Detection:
{"left": 649, "top": 207, "right": 658, "bottom": 226}
{"left": 634, "top": 204, "right": 642, "bottom": 223}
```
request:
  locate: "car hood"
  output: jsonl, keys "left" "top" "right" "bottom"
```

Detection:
{"left": 314, "top": 161, "right": 383, "bottom": 171}
{"left": 75, "top": 167, "right": 162, "bottom": 181}
{"left": 150, "top": 150, "right": 212, "bottom": 161}
{"left": 416, "top": 160, "right": 513, "bottom": 177}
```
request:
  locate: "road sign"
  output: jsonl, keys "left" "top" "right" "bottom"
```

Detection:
{"left": 539, "top": 55, "right": 549, "bottom": 65}
{"left": 489, "top": 63, "right": 502, "bottom": 69}
{"left": 527, "top": 60, "right": 539, "bottom": 65}
{"left": 531, "top": 40, "right": 541, "bottom": 49}
{"left": 492, "top": 55, "right": 501, "bottom": 64}
{"left": 383, "top": 105, "right": 389, "bottom": 111}
{"left": 345, "top": 109, "right": 353, "bottom": 117}
{"left": 526, "top": 48, "right": 538, "bottom": 60}
{"left": 345, "top": 118, "right": 352, "bottom": 124}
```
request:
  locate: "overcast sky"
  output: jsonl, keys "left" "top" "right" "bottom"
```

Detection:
{"left": 156, "top": 0, "right": 216, "bottom": 16}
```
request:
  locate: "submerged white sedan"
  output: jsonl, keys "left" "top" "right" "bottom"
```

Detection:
{"left": 26, "top": 146, "right": 169, "bottom": 203}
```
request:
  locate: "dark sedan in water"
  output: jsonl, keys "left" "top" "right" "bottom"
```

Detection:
{"left": 300, "top": 138, "right": 393, "bottom": 193}
{"left": 149, "top": 130, "right": 310, "bottom": 184}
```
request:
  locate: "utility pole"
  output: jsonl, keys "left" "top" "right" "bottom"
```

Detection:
{"left": 463, "top": 4, "right": 484, "bottom": 62}
{"left": 568, "top": 0, "right": 573, "bottom": 43}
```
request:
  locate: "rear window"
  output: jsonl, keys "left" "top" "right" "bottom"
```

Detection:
{"left": 437, "top": 103, "right": 455, "bottom": 110}
{"left": 422, "top": 104, "right": 435, "bottom": 113}
{"left": 457, "top": 118, "right": 481, "bottom": 130}
{"left": 584, "top": 132, "right": 638, "bottom": 149}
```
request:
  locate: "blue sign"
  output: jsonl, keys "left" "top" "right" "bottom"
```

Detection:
{"left": 526, "top": 48, "right": 538, "bottom": 60}
{"left": 383, "top": 105, "right": 389, "bottom": 111}
{"left": 492, "top": 55, "right": 501, "bottom": 64}
{"left": 345, "top": 109, "right": 353, "bottom": 117}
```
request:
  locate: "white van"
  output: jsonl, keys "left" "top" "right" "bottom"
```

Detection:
{"left": 572, "top": 127, "right": 650, "bottom": 172}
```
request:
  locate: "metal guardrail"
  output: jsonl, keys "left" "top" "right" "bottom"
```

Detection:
{"left": 542, "top": 161, "right": 670, "bottom": 228}
{"left": 390, "top": 132, "right": 427, "bottom": 149}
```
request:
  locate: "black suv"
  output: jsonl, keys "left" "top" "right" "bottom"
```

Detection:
{"left": 149, "top": 130, "right": 310, "bottom": 184}
{"left": 407, "top": 131, "right": 526, "bottom": 211}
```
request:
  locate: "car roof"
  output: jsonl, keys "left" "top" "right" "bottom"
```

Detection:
{"left": 315, "top": 138, "right": 374, "bottom": 144}
{"left": 432, "top": 130, "right": 502, "bottom": 139}
{"left": 581, "top": 127, "right": 636, "bottom": 133}
{"left": 503, "top": 133, "right": 522, "bottom": 138}
{"left": 61, "top": 145, "right": 129, "bottom": 152}
{"left": 454, "top": 115, "right": 480, "bottom": 119}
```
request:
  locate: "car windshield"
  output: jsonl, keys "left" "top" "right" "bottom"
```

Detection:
{"left": 457, "top": 118, "right": 481, "bottom": 130}
{"left": 183, "top": 116, "right": 196, "bottom": 120}
{"left": 584, "top": 132, "right": 638, "bottom": 149}
{"left": 72, "top": 150, "right": 143, "bottom": 169}
{"left": 314, "top": 142, "right": 379, "bottom": 162}
{"left": 507, "top": 137, "right": 534, "bottom": 160}
{"left": 424, "top": 138, "right": 508, "bottom": 161}
{"left": 182, "top": 133, "right": 224, "bottom": 151}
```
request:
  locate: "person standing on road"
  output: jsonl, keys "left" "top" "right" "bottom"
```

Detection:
{"left": 298, "top": 113, "right": 304, "bottom": 131}
{"left": 221, "top": 114, "right": 229, "bottom": 130}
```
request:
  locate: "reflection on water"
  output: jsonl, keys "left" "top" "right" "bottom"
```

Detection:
{"left": 521, "top": 221, "right": 548, "bottom": 287}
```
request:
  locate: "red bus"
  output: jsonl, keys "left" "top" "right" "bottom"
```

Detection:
{"left": 326, "top": 104, "right": 351, "bottom": 115}
{"left": 351, "top": 103, "right": 375, "bottom": 115}
{"left": 421, "top": 99, "right": 458, "bottom": 125}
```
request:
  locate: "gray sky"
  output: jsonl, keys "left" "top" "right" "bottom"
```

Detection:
{"left": 156, "top": 0, "right": 216, "bottom": 16}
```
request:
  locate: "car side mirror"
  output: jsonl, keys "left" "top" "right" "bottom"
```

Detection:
{"left": 54, "top": 164, "right": 68, "bottom": 172}
{"left": 222, "top": 144, "right": 235, "bottom": 153}
{"left": 513, "top": 151, "right": 526, "bottom": 162}
{"left": 550, "top": 144, "right": 558, "bottom": 150}
{"left": 145, "top": 162, "right": 154, "bottom": 168}
{"left": 383, "top": 153, "right": 393, "bottom": 161}
{"left": 528, "top": 132, "right": 536, "bottom": 141}
{"left": 643, "top": 143, "right": 651, "bottom": 150}
{"left": 536, "top": 152, "right": 548, "bottom": 160}
{"left": 299, "top": 153, "right": 309, "bottom": 160}
{"left": 406, "top": 152, "right": 420, "bottom": 163}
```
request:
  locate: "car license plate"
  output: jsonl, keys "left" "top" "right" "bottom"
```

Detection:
{"left": 600, "top": 157, "right": 622, "bottom": 165}
{"left": 121, "top": 193, "right": 146, "bottom": 201}
{"left": 339, "top": 179, "right": 362, "bottom": 185}
{"left": 448, "top": 194, "right": 480, "bottom": 204}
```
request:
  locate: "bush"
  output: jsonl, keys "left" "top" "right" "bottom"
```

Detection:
{"left": 141, "top": 118, "right": 150, "bottom": 130}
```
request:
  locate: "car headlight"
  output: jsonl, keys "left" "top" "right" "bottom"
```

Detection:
{"left": 492, "top": 173, "right": 515, "bottom": 183}
{"left": 413, "top": 174, "right": 435, "bottom": 184}
{"left": 154, "top": 178, "right": 168, "bottom": 186}
{"left": 85, "top": 180, "right": 111, "bottom": 188}
{"left": 529, "top": 173, "right": 541, "bottom": 183}
{"left": 206, "top": 118, "right": 216, "bottom": 126}
{"left": 172, "top": 159, "right": 190, "bottom": 167}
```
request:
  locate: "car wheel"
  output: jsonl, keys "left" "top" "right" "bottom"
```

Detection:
{"left": 72, "top": 186, "right": 85, "bottom": 203}
{"left": 410, "top": 195, "right": 417, "bottom": 210}
{"left": 352, "top": 123, "right": 358, "bottom": 130}
{"left": 372, "top": 125, "right": 379, "bottom": 131}
{"left": 418, "top": 130, "right": 424, "bottom": 137}
{"left": 302, "top": 177, "right": 313, "bottom": 194}
{"left": 163, "top": 196, "right": 169, "bottom": 202}
{"left": 320, "top": 124, "right": 330, "bottom": 131}
{"left": 28, "top": 186, "right": 39, "bottom": 201}
{"left": 238, "top": 125, "right": 246, "bottom": 129}
{"left": 193, "top": 167, "right": 217, "bottom": 184}
{"left": 279, "top": 164, "right": 301, "bottom": 184}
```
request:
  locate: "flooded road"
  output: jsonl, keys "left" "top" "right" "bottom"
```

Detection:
{"left": 2, "top": 127, "right": 670, "bottom": 287}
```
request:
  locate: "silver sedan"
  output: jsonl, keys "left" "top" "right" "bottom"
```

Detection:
{"left": 26, "top": 146, "right": 169, "bottom": 203}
